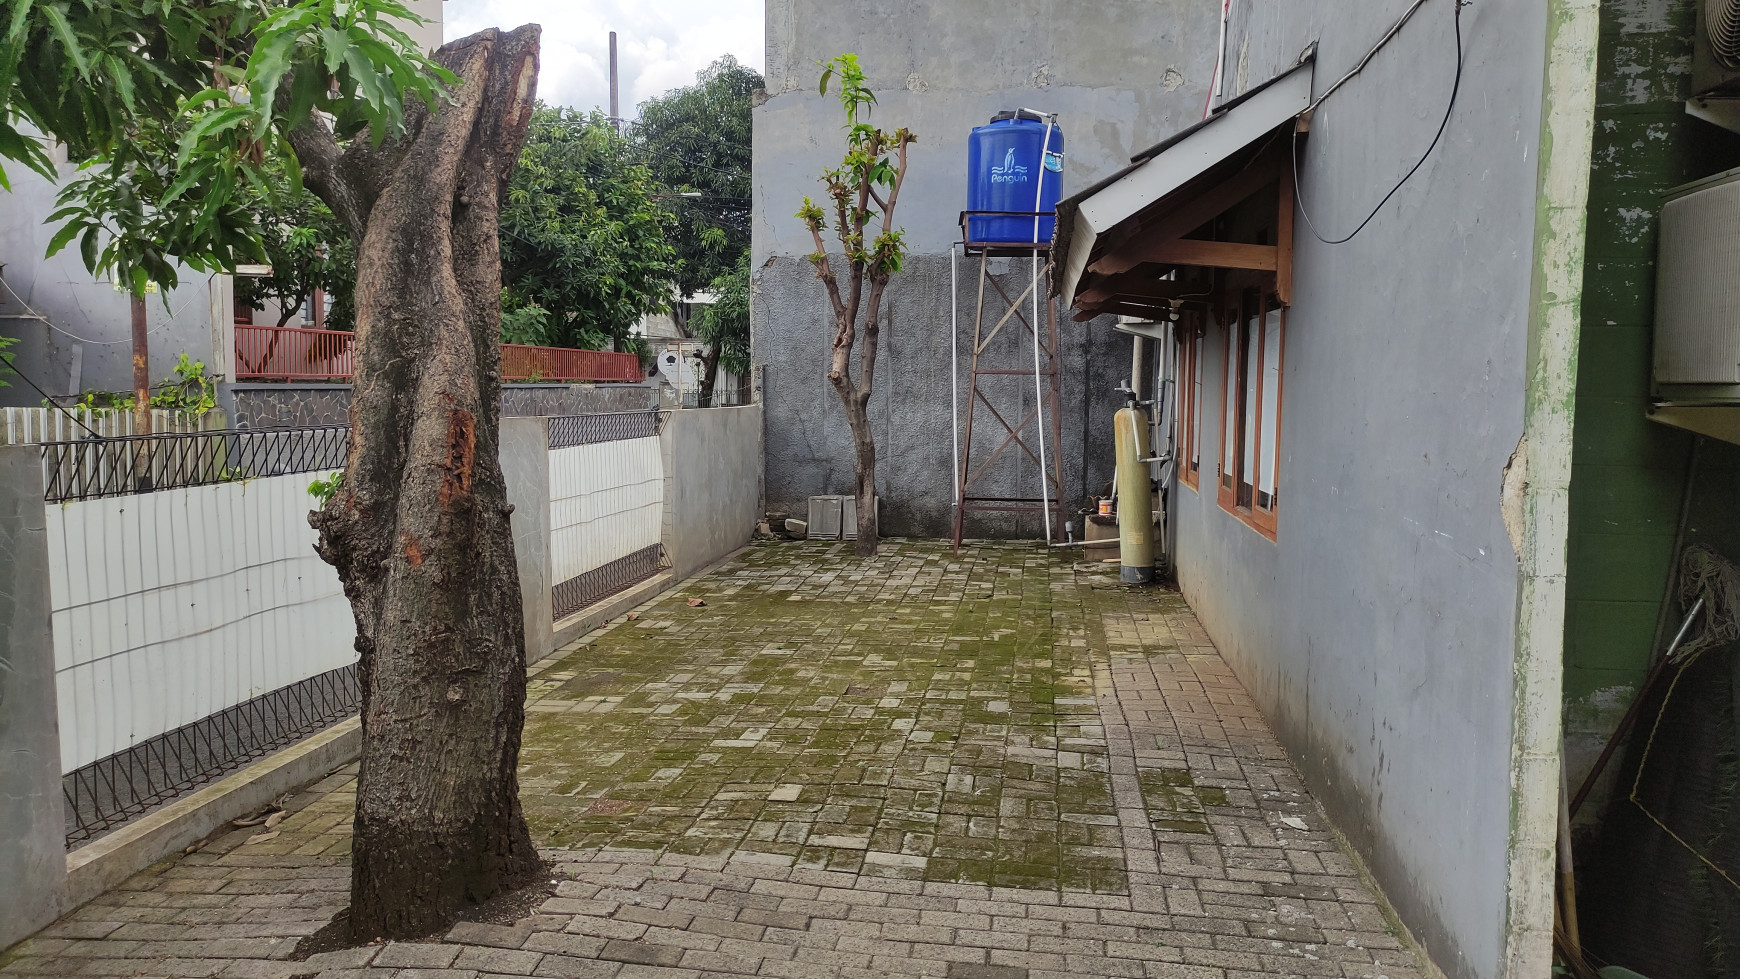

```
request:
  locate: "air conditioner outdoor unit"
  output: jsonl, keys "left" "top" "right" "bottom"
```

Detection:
{"left": 1655, "top": 167, "right": 1740, "bottom": 400}
{"left": 1692, "top": 0, "right": 1740, "bottom": 130}
{"left": 1696, "top": 0, "right": 1740, "bottom": 96}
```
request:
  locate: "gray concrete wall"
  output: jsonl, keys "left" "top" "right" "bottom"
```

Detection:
{"left": 0, "top": 162, "right": 230, "bottom": 407}
{"left": 0, "top": 445, "right": 68, "bottom": 949}
{"left": 227, "top": 382, "right": 658, "bottom": 430}
{"left": 753, "top": 0, "right": 1221, "bottom": 536}
{"left": 663, "top": 405, "right": 764, "bottom": 580}
{"left": 1165, "top": 2, "right": 1551, "bottom": 977}
{"left": 500, "top": 416, "right": 554, "bottom": 663}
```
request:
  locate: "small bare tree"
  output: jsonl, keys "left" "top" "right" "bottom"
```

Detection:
{"left": 796, "top": 55, "right": 915, "bottom": 556}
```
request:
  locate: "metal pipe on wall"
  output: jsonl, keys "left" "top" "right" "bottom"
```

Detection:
{"left": 1030, "top": 115, "right": 1057, "bottom": 543}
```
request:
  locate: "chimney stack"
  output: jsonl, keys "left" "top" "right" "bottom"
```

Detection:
{"left": 608, "top": 31, "right": 620, "bottom": 134}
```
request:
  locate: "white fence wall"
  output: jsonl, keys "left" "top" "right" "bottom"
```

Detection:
{"left": 45, "top": 469, "right": 353, "bottom": 772}
{"left": 549, "top": 437, "right": 663, "bottom": 585}
{"left": 3, "top": 407, "right": 222, "bottom": 445}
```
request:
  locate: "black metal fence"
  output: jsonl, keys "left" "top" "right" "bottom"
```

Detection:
{"left": 63, "top": 664, "right": 360, "bottom": 846}
{"left": 553, "top": 543, "right": 668, "bottom": 621}
{"left": 547, "top": 410, "right": 662, "bottom": 449}
{"left": 41, "top": 426, "right": 350, "bottom": 503}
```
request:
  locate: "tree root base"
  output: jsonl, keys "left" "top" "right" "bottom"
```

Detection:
{"left": 289, "top": 857, "right": 552, "bottom": 958}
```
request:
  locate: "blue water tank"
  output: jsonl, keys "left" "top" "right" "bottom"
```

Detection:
{"left": 966, "top": 111, "right": 1065, "bottom": 245}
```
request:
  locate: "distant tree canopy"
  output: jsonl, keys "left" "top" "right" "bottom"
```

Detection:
{"left": 235, "top": 160, "right": 357, "bottom": 330}
{"left": 631, "top": 56, "right": 759, "bottom": 300}
{"left": 695, "top": 251, "right": 749, "bottom": 402}
{"left": 499, "top": 105, "right": 675, "bottom": 351}
{"left": 252, "top": 59, "right": 764, "bottom": 354}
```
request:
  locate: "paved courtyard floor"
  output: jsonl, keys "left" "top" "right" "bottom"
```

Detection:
{"left": 1, "top": 540, "right": 1426, "bottom": 979}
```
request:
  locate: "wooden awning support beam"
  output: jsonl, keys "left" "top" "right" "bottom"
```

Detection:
{"left": 1075, "top": 272, "right": 1211, "bottom": 305}
{"left": 1089, "top": 148, "right": 1284, "bottom": 277}
{"left": 1073, "top": 124, "right": 1299, "bottom": 309}
{"left": 1124, "top": 239, "right": 1278, "bottom": 272}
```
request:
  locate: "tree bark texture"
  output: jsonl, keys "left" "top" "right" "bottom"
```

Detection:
{"left": 297, "top": 26, "right": 542, "bottom": 940}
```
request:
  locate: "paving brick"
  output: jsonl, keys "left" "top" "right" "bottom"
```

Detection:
{"left": 530, "top": 955, "right": 623, "bottom": 978}
{"left": 600, "top": 941, "right": 685, "bottom": 968}
{"left": 944, "top": 966, "right": 1028, "bottom": 979}
{"left": 446, "top": 923, "right": 535, "bottom": 949}
{"left": 303, "top": 948, "right": 380, "bottom": 969}
{"left": 0, "top": 543, "right": 1431, "bottom": 979}
{"left": 451, "top": 947, "right": 545, "bottom": 974}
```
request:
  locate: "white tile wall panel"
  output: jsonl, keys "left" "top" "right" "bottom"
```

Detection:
{"left": 45, "top": 470, "right": 354, "bottom": 772}
{"left": 548, "top": 437, "right": 663, "bottom": 584}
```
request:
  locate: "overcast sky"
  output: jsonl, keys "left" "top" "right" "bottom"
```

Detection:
{"left": 444, "top": 0, "right": 764, "bottom": 118}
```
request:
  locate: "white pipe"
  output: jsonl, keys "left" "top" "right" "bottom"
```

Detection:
{"left": 950, "top": 245, "right": 961, "bottom": 509}
{"left": 1205, "top": 0, "right": 1230, "bottom": 119}
{"left": 1031, "top": 116, "right": 1056, "bottom": 543}
{"left": 1130, "top": 333, "right": 1144, "bottom": 402}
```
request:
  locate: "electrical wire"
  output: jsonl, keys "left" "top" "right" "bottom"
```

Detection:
{"left": 0, "top": 273, "right": 216, "bottom": 345}
{"left": 1291, "top": 0, "right": 1467, "bottom": 246}
{"left": 1, "top": 355, "right": 105, "bottom": 438}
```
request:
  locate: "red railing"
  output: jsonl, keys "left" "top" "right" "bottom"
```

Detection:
{"left": 500, "top": 343, "right": 644, "bottom": 382}
{"left": 235, "top": 324, "right": 355, "bottom": 381}
{"left": 234, "top": 325, "right": 644, "bottom": 383}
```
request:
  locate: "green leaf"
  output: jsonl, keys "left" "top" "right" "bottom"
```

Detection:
{"left": 43, "top": 219, "right": 82, "bottom": 257}
{"left": 819, "top": 67, "right": 832, "bottom": 95}
{"left": 3, "top": 0, "right": 34, "bottom": 45}
{"left": 39, "top": 3, "right": 89, "bottom": 79}
{"left": 79, "top": 226, "right": 98, "bottom": 274}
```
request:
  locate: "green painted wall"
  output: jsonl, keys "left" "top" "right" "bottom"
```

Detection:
{"left": 1564, "top": 0, "right": 1740, "bottom": 785}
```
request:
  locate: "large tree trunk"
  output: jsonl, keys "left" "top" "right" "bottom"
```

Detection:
{"left": 301, "top": 26, "right": 542, "bottom": 940}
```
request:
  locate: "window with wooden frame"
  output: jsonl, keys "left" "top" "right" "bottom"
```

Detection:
{"left": 1175, "top": 320, "right": 1204, "bottom": 490}
{"left": 1217, "top": 288, "right": 1284, "bottom": 537}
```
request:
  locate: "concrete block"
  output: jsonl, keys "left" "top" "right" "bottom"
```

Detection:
{"left": 500, "top": 416, "right": 553, "bottom": 662}
{"left": 661, "top": 406, "right": 763, "bottom": 580}
{"left": 0, "top": 445, "right": 68, "bottom": 950}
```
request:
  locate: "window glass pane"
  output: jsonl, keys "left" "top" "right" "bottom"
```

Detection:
{"left": 1241, "top": 313, "right": 1258, "bottom": 492}
{"left": 1259, "top": 308, "right": 1282, "bottom": 505}
{"left": 1222, "top": 327, "right": 1236, "bottom": 487}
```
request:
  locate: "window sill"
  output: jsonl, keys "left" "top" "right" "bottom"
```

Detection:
{"left": 1216, "top": 496, "right": 1277, "bottom": 541}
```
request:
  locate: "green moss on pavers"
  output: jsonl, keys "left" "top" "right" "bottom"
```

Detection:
{"left": 516, "top": 539, "right": 1231, "bottom": 893}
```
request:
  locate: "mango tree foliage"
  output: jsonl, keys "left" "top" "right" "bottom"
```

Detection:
{"left": 235, "top": 161, "right": 358, "bottom": 330}
{"left": 1, "top": 0, "right": 450, "bottom": 293}
{"left": 629, "top": 55, "right": 759, "bottom": 298}
{"left": 500, "top": 105, "right": 675, "bottom": 350}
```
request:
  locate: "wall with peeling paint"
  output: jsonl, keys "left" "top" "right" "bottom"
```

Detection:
{"left": 1561, "top": 0, "right": 1740, "bottom": 809}
{"left": 1166, "top": 2, "right": 1559, "bottom": 977}
{"left": 751, "top": 0, "right": 1221, "bottom": 534}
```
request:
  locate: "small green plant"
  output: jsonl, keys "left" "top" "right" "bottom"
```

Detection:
{"left": 0, "top": 334, "right": 16, "bottom": 387}
{"left": 499, "top": 298, "right": 553, "bottom": 346}
{"left": 148, "top": 353, "right": 218, "bottom": 418}
{"left": 308, "top": 470, "right": 344, "bottom": 506}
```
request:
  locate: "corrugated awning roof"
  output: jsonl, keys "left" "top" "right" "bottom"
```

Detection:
{"left": 1053, "top": 59, "right": 1314, "bottom": 307}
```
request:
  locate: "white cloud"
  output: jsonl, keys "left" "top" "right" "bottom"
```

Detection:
{"left": 442, "top": 0, "right": 764, "bottom": 117}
